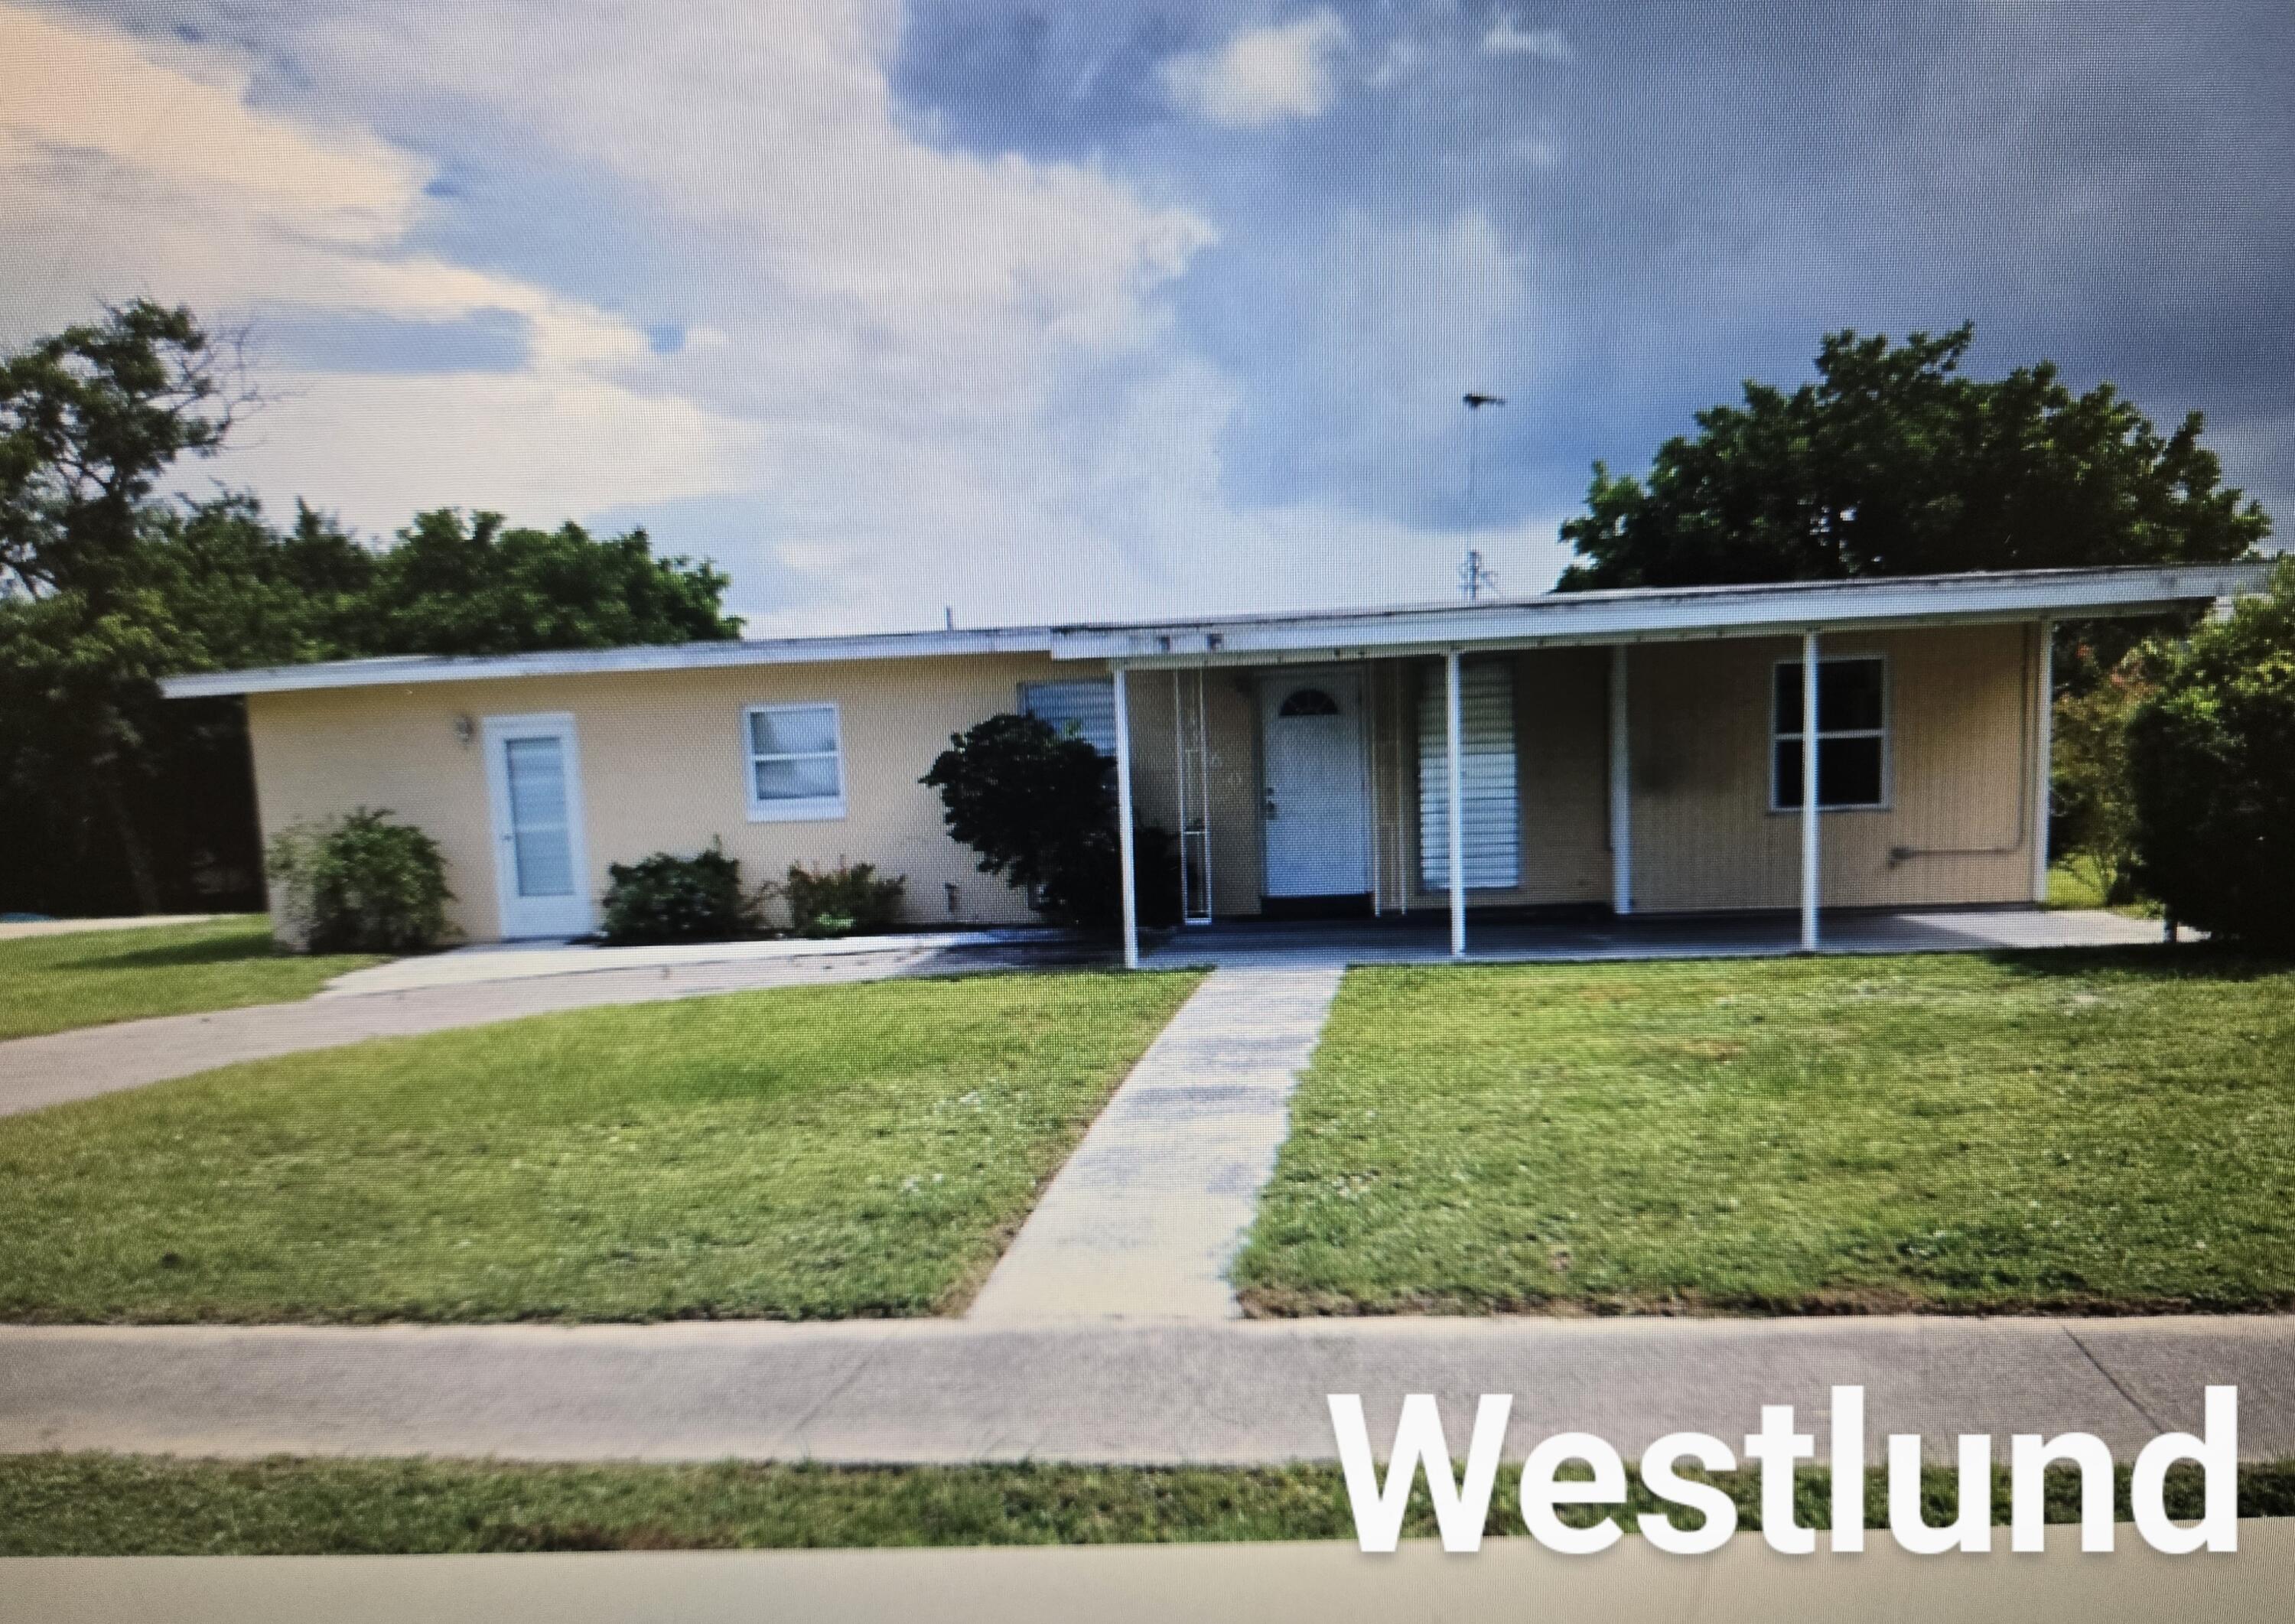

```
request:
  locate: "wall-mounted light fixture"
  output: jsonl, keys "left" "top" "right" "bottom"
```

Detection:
{"left": 453, "top": 714, "right": 475, "bottom": 747}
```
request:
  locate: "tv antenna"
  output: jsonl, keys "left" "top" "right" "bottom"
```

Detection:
{"left": 1460, "top": 392, "right": 1505, "bottom": 601}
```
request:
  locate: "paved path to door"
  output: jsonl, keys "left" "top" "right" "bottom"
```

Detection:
{"left": 6, "top": 1315, "right": 2290, "bottom": 1466}
{"left": 0, "top": 943, "right": 1091, "bottom": 1118}
{"left": 968, "top": 966, "right": 1344, "bottom": 1323}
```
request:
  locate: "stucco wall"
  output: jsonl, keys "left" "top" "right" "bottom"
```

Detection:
{"left": 246, "top": 654, "right": 1071, "bottom": 941}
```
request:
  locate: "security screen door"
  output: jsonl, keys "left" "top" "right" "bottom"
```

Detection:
{"left": 483, "top": 714, "right": 590, "bottom": 938}
{"left": 1258, "top": 669, "right": 1372, "bottom": 898}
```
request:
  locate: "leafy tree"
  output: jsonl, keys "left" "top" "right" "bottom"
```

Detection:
{"left": 923, "top": 714, "right": 1122, "bottom": 928}
{"left": 0, "top": 302, "right": 743, "bottom": 918}
{"left": 1558, "top": 326, "right": 2268, "bottom": 593}
{"left": 353, "top": 509, "right": 740, "bottom": 656}
{"left": 2049, "top": 646, "right": 2158, "bottom": 906}
{"left": 2123, "top": 561, "right": 2295, "bottom": 948}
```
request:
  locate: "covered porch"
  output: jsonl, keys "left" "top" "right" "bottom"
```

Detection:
{"left": 1045, "top": 562, "right": 2268, "bottom": 968}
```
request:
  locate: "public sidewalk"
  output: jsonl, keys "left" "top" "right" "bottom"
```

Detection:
{"left": 4, "top": 1315, "right": 2290, "bottom": 1466}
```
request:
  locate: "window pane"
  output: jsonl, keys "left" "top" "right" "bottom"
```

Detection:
{"left": 750, "top": 705, "right": 837, "bottom": 757}
{"left": 1818, "top": 735, "right": 1884, "bottom": 807}
{"left": 1820, "top": 659, "right": 1885, "bottom": 733}
{"left": 755, "top": 755, "right": 840, "bottom": 802}
{"left": 1775, "top": 737, "right": 1804, "bottom": 806}
{"left": 1773, "top": 662, "right": 1803, "bottom": 733}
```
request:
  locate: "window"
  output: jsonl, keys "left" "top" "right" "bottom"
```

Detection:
{"left": 1771, "top": 656, "right": 1887, "bottom": 811}
{"left": 744, "top": 703, "right": 845, "bottom": 821}
{"left": 1277, "top": 687, "right": 1340, "bottom": 718}
{"left": 1019, "top": 679, "right": 1117, "bottom": 753}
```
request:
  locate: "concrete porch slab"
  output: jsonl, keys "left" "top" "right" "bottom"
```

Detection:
{"left": 1144, "top": 906, "right": 2164, "bottom": 969}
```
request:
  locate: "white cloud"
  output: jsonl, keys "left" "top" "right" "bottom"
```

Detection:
{"left": 0, "top": 3, "right": 759, "bottom": 530}
{"left": 1483, "top": 17, "right": 1574, "bottom": 61}
{"left": 1161, "top": 10, "right": 1352, "bottom": 127}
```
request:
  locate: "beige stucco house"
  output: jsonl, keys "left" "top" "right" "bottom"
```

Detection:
{"left": 165, "top": 562, "right": 2268, "bottom": 962}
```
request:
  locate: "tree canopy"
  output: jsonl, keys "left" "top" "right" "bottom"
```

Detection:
{"left": 0, "top": 300, "right": 743, "bottom": 916}
{"left": 1557, "top": 325, "right": 2269, "bottom": 591}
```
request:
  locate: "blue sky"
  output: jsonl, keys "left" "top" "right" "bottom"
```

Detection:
{"left": 3, "top": 1, "right": 2287, "bottom": 633}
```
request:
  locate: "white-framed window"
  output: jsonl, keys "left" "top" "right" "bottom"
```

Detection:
{"left": 1019, "top": 679, "right": 1117, "bottom": 754}
{"left": 1770, "top": 655, "right": 1889, "bottom": 811}
{"left": 744, "top": 702, "right": 845, "bottom": 822}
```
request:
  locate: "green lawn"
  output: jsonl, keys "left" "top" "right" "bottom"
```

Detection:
{"left": 2045, "top": 860, "right": 2159, "bottom": 916}
{"left": 1235, "top": 951, "right": 2295, "bottom": 1316}
{"left": 0, "top": 971, "right": 1200, "bottom": 1323}
{"left": 0, "top": 916, "right": 380, "bottom": 1041}
{"left": 4, "top": 1453, "right": 2287, "bottom": 1554}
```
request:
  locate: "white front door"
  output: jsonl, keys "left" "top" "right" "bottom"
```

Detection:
{"left": 1260, "top": 669, "right": 1371, "bottom": 898}
{"left": 483, "top": 713, "right": 591, "bottom": 939}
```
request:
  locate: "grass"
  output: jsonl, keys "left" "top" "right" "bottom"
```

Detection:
{"left": 2, "top": 1453, "right": 2290, "bottom": 1554}
{"left": 2045, "top": 859, "right": 2159, "bottom": 917}
{"left": 1235, "top": 950, "right": 2295, "bottom": 1316}
{"left": 0, "top": 916, "right": 380, "bottom": 1041}
{"left": 0, "top": 970, "right": 1200, "bottom": 1323}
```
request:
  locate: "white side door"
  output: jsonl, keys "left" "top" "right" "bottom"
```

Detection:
{"left": 483, "top": 713, "right": 591, "bottom": 939}
{"left": 1259, "top": 669, "right": 1371, "bottom": 898}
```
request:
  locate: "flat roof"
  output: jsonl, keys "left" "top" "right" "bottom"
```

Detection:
{"left": 161, "top": 561, "right": 2273, "bottom": 698}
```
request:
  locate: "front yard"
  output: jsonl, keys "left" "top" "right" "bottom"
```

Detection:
{"left": 1235, "top": 951, "right": 2295, "bottom": 1316}
{"left": 0, "top": 916, "right": 381, "bottom": 1041}
{"left": 0, "top": 970, "right": 1199, "bottom": 1323}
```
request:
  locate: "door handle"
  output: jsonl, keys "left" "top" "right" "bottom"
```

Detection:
{"left": 1264, "top": 792, "right": 1278, "bottom": 820}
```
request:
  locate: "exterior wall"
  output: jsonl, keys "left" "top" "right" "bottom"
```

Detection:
{"left": 1190, "top": 622, "right": 2037, "bottom": 918}
{"left": 1625, "top": 622, "right": 2039, "bottom": 911}
{"left": 246, "top": 654, "right": 1072, "bottom": 942}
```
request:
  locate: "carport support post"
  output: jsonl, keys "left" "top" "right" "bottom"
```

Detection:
{"left": 1801, "top": 630, "right": 1821, "bottom": 951}
{"left": 1610, "top": 643, "right": 1632, "bottom": 915}
{"left": 2033, "top": 618, "right": 2054, "bottom": 904}
{"left": 1447, "top": 649, "right": 1467, "bottom": 958}
{"left": 1113, "top": 664, "right": 1138, "bottom": 971}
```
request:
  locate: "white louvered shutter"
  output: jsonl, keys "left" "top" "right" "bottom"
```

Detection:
{"left": 1417, "top": 659, "right": 1520, "bottom": 890}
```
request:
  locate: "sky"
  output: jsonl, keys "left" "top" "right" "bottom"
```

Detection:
{"left": 3, "top": 0, "right": 2289, "bottom": 635}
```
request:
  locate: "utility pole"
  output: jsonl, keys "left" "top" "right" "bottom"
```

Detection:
{"left": 1460, "top": 392, "right": 1505, "bottom": 601}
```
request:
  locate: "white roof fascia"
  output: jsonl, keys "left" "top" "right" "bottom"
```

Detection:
{"left": 161, "top": 626, "right": 1058, "bottom": 699}
{"left": 1047, "top": 561, "right": 2274, "bottom": 668}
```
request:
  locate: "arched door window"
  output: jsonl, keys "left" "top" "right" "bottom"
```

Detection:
{"left": 1278, "top": 688, "right": 1340, "bottom": 718}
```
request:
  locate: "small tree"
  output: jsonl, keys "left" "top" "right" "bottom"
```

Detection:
{"left": 265, "top": 808, "right": 452, "bottom": 953}
{"left": 923, "top": 714, "right": 1124, "bottom": 928}
{"left": 2124, "top": 561, "right": 2295, "bottom": 947}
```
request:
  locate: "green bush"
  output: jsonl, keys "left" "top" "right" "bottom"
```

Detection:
{"left": 265, "top": 808, "right": 452, "bottom": 954}
{"left": 920, "top": 714, "right": 1174, "bottom": 930}
{"left": 2126, "top": 560, "right": 2295, "bottom": 946}
{"left": 599, "top": 841, "right": 760, "bottom": 945}
{"left": 2050, "top": 646, "right": 2158, "bottom": 906}
{"left": 783, "top": 860, "right": 906, "bottom": 939}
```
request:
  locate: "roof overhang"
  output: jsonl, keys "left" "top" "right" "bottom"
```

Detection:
{"left": 161, "top": 561, "right": 2274, "bottom": 698}
{"left": 161, "top": 626, "right": 1058, "bottom": 699}
{"left": 1045, "top": 562, "right": 2275, "bottom": 669}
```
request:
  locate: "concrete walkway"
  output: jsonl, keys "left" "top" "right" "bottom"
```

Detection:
{"left": 0, "top": 942, "right": 1092, "bottom": 1118}
{"left": 6, "top": 1315, "right": 2290, "bottom": 1466}
{"left": 321, "top": 928, "right": 1081, "bottom": 998}
{"left": 968, "top": 966, "right": 1343, "bottom": 1323}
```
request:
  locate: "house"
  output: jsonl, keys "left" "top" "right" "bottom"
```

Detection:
{"left": 163, "top": 562, "right": 2271, "bottom": 964}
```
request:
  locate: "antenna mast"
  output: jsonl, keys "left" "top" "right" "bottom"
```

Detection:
{"left": 1460, "top": 392, "right": 1505, "bottom": 601}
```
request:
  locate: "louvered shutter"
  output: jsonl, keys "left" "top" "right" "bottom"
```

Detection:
{"left": 1418, "top": 659, "right": 1520, "bottom": 890}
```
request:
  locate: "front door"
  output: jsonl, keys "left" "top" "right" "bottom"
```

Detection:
{"left": 1260, "top": 669, "right": 1371, "bottom": 898}
{"left": 483, "top": 713, "right": 591, "bottom": 939}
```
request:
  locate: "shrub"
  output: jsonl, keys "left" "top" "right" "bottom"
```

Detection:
{"left": 265, "top": 808, "right": 452, "bottom": 954}
{"left": 2050, "top": 646, "right": 2159, "bottom": 906}
{"left": 599, "top": 840, "right": 760, "bottom": 945}
{"left": 782, "top": 860, "right": 907, "bottom": 938}
{"left": 2125, "top": 560, "right": 2295, "bottom": 946}
{"left": 921, "top": 712, "right": 1178, "bottom": 931}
